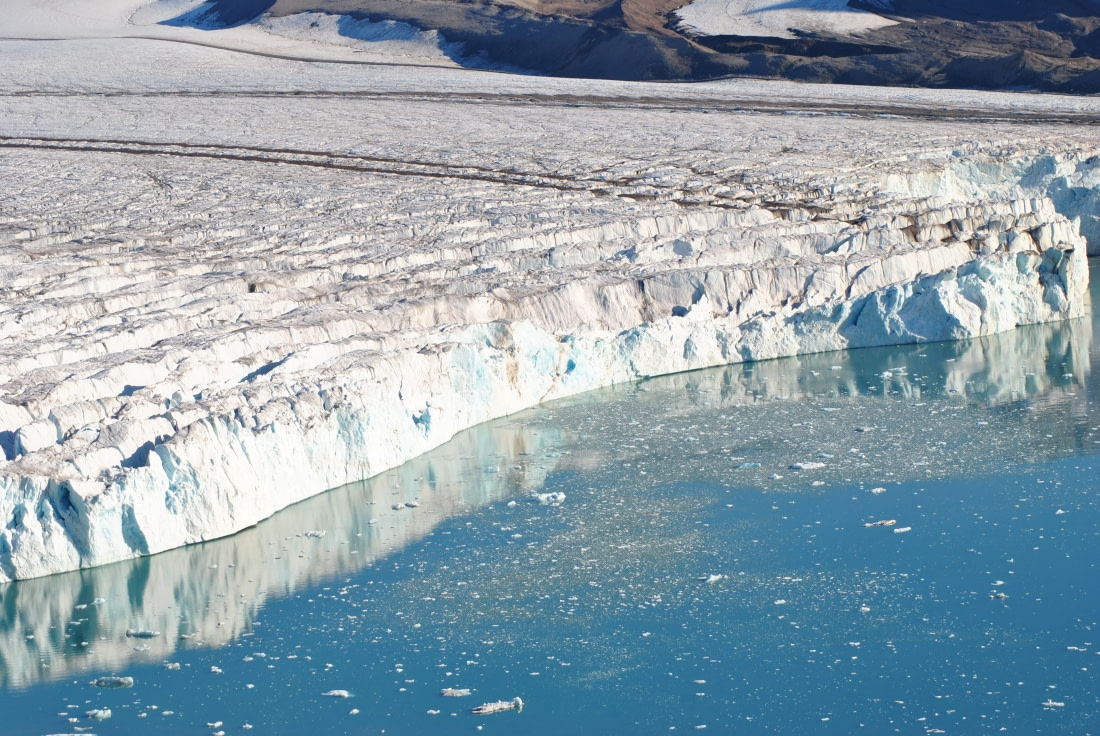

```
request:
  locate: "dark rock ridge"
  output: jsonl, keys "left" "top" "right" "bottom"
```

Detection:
{"left": 178, "top": 0, "right": 1100, "bottom": 90}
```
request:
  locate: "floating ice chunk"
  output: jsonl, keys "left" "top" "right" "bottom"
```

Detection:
{"left": 164, "top": 662, "right": 180, "bottom": 670}
{"left": 442, "top": 688, "right": 471, "bottom": 697}
{"left": 705, "top": 574, "right": 724, "bottom": 584}
{"left": 789, "top": 462, "right": 825, "bottom": 470}
{"left": 304, "top": 530, "right": 326, "bottom": 538}
{"left": 392, "top": 503, "right": 407, "bottom": 510}
{"left": 1055, "top": 509, "right": 1067, "bottom": 515}
{"left": 507, "top": 500, "right": 517, "bottom": 508}
{"left": 774, "top": 599, "right": 787, "bottom": 605}
{"left": 1042, "top": 699, "right": 1065, "bottom": 708}
{"left": 211, "top": 666, "right": 223, "bottom": 674}
{"left": 90, "top": 676, "right": 133, "bottom": 688}
{"left": 734, "top": 462, "right": 760, "bottom": 469}
{"left": 868, "top": 487, "right": 886, "bottom": 495}
{"left": 864, "top": 519, "right": 896, "bottom": 527}
{"left": 893, "top": 526, "right": 912, "bottom": 534}
{"left": 472, "top": 697, "right": 523, "bottom": 714}
{"left": 536, "top": 492, "right": 565, "bottom": 505}
{"left": 86, "top": 708, "right": 111, "bottom": 720}
{"left": 126, "top": 628, "right": 160, "bottom": 638}
{"left": 406, "top": 501, "right": 420, "bottom": 508}
{"left": 323, "top": 690, "right": 350, "bottom": 698}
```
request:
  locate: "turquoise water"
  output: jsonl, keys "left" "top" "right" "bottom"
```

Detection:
{"left": 1, "top": 264, "right": 1099, "bottom": 735}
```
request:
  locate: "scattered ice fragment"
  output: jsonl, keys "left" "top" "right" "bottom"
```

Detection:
{"left": 349, "top": 709, "right": 360, "bottom": 715}
{"left": 392, "top": 503, "right": 407, "bottom": 510}
{"left": 864, "top": 519, "right": 896, "bottom": 528}
{"left": 472, "top": 697, "right": 523, "bottom": 715}
{"left": 86, "top": 708, "right": 111, "bottom": 721}
{"left": 207, "top": 721, "right": 224, "bottom": 728}
{"left": 323, "top": 690, "right": 350, "bottom": 698}
{"left": 304, "top": 530, "right": 326, "bottom": 538}
{"left": 536, "top": 492, "right": 565, "bottom": 505}
{"left": 868, "top": 487, "right": 886, "bottom": 495}
{"left": 893, "top": 527, "right": 912, "bottom": 534}
{"left": 406, "top": 501, "right": 420, "bottom": 508}
{"left": 1056, "top": 509, "right": 1067, "bottom": 515}
{"left": 789, "top": 462, "right": 825, "bottom": 470}
{"left": 125, "top": 628, "right": 160, "bottom": 639}
{"left": 1042, "top": 699, "right": 1065, "bottom": 708}
{"left": 211, "top": 666, "right": 223, "bottom": 674}
{"left": 164, "top": 662, "right": 180, "bottom": 670}
{"left": 774, "top": 599, "right": 787, "bottom": 605}
{"left": 427, "top": 709, "right": 441, "bottom": 715}
{"left": 89, "top": 676, "right": 133, "bottom": 688}
{"left": 441, "top": 688, "right": 471, "bottom": 697}
{"left": 734, "top": 462, "right": 760, "bottom": 469}
{"left": 705, "top": 574, "right": 724, "bottom": 584}
{"left": 506, "top": 500, "right": 517, "bottom": 508}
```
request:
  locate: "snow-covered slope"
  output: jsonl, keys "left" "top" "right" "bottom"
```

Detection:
{"left": 675, "top": 0, "right": 898, "bottom": 40}
{"left": 1, "top": 3, "right": 1099, "bottom": 582}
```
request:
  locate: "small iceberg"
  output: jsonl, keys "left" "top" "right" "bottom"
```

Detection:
{"left": 90, "top": 675, "right": 133, "bottom": 688}
{"left": 472, "top": 697, "right": 523, "bottom": 715}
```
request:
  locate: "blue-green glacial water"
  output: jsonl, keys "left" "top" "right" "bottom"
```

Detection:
{"left": 2, "top": 263, "right": 1099, "bottom": 735}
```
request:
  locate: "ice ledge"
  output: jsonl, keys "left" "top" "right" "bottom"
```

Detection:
{"left": 0, "top": 220, "right": 1088, "bottom": 581}
{"left": 0, "top": 132, "right": 1096, "bottom": 582}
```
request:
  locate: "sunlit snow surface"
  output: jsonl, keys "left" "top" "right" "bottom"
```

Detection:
{"left": 675, "top": 0, "right": 898, "bottom": 40}
{"left": 1, "top": 265, "right": 1097, "bottom": 734}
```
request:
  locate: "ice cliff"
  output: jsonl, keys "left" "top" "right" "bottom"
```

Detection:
{"left": 1, "top": 22, "right": 1098, "bottom": 580}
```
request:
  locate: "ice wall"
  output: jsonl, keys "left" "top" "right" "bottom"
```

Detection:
{"left": 0, "top": 178, "right": 1090, "bottom": 582}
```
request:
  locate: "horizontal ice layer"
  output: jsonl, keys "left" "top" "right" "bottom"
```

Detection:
{"left": 0, "top": 36, "right": 1099, "bottom": 581}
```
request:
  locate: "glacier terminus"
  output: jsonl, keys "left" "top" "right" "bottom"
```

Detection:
{"left": 1, "top": 0, "right": 1099, "bottom": 582}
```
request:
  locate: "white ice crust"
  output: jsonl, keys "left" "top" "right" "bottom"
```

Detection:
{"left": 675, "top": 0, "right": 898, "bottom": 40}
{"left": 0, "top": 1, "right": 1098, "bottom": 582}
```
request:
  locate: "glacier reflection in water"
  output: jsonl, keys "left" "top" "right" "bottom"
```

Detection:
{"left": 0, "top": 267, "right": 1097, "bottom": 734}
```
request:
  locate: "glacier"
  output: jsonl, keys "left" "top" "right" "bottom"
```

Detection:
{"left": 1, "top": 0, "right": 1099, "bottom": 582}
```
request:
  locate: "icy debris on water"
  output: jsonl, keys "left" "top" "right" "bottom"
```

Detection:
{"left": 1042, "top": 699, "right": 1065, "bottom": 709}
{"left": 704, "top": 574, "right": 724, "bottom": 584}
{"left": 734, "top": 462, "right": 760, "bottom": 469}
{"left": 304, "top": 530, "right": 326, "bottom": 539}
{"left": 86, "top": 708, "right": 111, "bottom": 721}
{"left": 536, "top": 492, "right": 565, "bottom": 505}
{"left": 90, "top": 676, "right": 133, "bottom": 688}
{"left": 126, "top": 628, "right": 160, "bottom": 638}
{"left": 868, "top": 487, "right": 887, "bottom": 495}
{"left": 392, "top": 503, "right": 407, "bottom": 510}
{"left": 442, "top": 688, "right": 472, "bottom": 697}
{"left": 789, "top": 462, "right": 825, "bottom": 470}
{"left": 472, "top": 697, "right": 523, "bottom": 715}
{"left": 406, "top": 501, "right": 420, "bottom": 508}
{"left": 864, "top": 519, "right": 896, "bottom": 528}
{"left": 164, "top": 662, "right": 180, "bottom": 670}
{"left": 893, "top": 526, "right": 912, "bottom": 534}
{"left": 322, "top": 690, "right": 350, "bottom": 698}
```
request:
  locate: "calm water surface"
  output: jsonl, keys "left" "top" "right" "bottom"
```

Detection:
{"left": 2, "top": 263, "right": 1099, "bottom": 735}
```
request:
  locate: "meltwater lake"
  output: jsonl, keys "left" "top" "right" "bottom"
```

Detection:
{"left": 2, "top": 263, "right": 1099, "bottom": 735}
